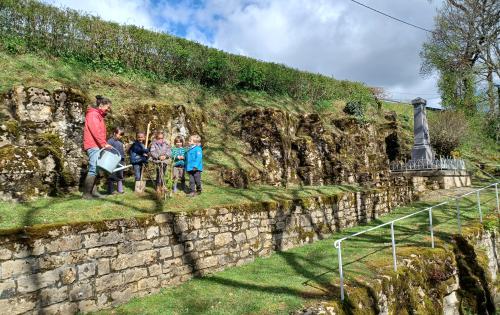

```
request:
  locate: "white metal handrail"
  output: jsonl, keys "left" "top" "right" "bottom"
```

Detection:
{"left": 333, "top": 182, "right": 500, "bottom": 301}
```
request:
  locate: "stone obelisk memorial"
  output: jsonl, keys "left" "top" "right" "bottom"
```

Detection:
{"left": 410, "top": 97, "right": 434, "bottom": 161}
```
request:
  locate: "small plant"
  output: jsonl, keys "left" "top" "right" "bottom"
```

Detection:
{"left": 343, "top": 101, "right": 366, "bottom": 122}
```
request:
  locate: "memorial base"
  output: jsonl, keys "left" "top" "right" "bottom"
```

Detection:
{"left": 391, "top": 170, "right": 471, "bottom": 192}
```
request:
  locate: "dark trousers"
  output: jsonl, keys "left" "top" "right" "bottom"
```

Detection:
{"left": 188, "top": 170, "right": 202, "bottom": 193}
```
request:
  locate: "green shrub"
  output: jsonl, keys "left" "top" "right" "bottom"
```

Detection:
{"left": 484, "top": 112, "right": 499, "bottom": 144}
{"left": 343, "top": 101, "right": 366, "bottom": 121}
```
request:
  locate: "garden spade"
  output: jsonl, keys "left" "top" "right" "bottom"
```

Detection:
{"left": 135, "top": 121, "right": 151, "bottom": 193}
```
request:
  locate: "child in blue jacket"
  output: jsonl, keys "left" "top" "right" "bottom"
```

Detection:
{"left": 129, "top": 132, "right": 149, "bottom": 181}
{"left": 185, "top": 134, "right": 203, "bottom": 197}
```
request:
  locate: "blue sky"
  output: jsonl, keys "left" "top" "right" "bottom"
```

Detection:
{"left": 43, "top": 0, "right": 444, "bottom": 107}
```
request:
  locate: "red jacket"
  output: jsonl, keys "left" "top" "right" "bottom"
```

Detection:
{"left": 83, "top": 108, "right": 107, "bottom": 150}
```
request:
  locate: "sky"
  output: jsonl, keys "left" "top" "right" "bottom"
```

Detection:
{"left": 43, "top": 0, "right": 444, "bottom": 107}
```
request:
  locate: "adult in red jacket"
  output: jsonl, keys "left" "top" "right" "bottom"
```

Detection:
{"left": 82, "top": 96, "right": 112, "bottom": 199}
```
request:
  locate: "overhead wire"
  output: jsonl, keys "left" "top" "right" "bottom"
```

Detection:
{"left": 348, "top": 0, "right": 434, "bottom": 33}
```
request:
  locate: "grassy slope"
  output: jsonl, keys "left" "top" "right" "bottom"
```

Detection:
{"left": 0, "top": 51, "right": 498, "bottom": 230}
{"left": 91, "top": 182, "right": 499, "bottom": 315}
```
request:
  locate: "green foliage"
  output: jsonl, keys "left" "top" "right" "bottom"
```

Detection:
{"left": 343, "top": 101, "right": 366, "bottom": 122}
{"left": 428, "top": 110, "right": 468, "bottom": 156}
{"left": 484, "top": 112, "right": 499, "bottom": 144}
{"left": 0, "top": 0, "right": 375, "bottom": 105}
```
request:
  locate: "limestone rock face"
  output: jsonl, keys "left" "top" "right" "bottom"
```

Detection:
{"left": 240, "top": 108, "right": 403, "bottom": 187}
{"left": 0, "top": 86, "right": 87, "bottom": 201}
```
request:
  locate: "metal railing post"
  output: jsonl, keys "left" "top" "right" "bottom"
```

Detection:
{"left": 429, "top": 207, "right": 434, "bottom": 248}
{"left": 476, "top": 191, "right": 483, "bottom": 223}
{"left": 390, "top": 222, "right": 397, "bottom": 271}
{"left": 337, "top": 242, "right": 344, "bottom": 301}
{"left": 456, "top": 198, "right": 461, "bottom": 234}
{"left": 495, "top": 183, "right": 499, "bottom": 215}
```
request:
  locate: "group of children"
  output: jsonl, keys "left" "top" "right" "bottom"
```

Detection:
{"left": 105, "top": 128, "right": 203, "bottom": 197}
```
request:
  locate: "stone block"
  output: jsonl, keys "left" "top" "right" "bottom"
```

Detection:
{"left": 137, "top": 276, "right": 160, "bottom": 291}
{"left": 87, "top": 246, "right": 117, "bottom": 258}
{"left": 1, "top": 258, "right": 33, "bottom": 279}
{"left": 12, "top": 243, "right": 30, "bottom": 259}
{"left": 69, "top": 281, "right": 93, "bottom": 302}
{"left": 159, "top": 247, "right": 173, "bottom": 259}
{"left": 117, "top": 240, "right": 153, "bottom": 254}
{"left": 214, "top": 232, "right": 233, "bottom": 247}
{"left": 172, "top": 244, "right": 184, "bottom": 258}
{"left": 125, "top": 228, "right": 146, "bottom": 241}
{"left": 97, "top": 258, "right": 110, "bottom": 275}
{"left": 83, "top": 231, "right": 123, "bottom": 248}
{"left": 31, "top": 239, "right": 46, "bottom": 256}
{"left": 148, "top": 264, "right": 162, "bottom": 277}
{"left": 95, "top": 273, "right": 123, "bottom": 292}
{"left": 77, "top": 300, "right": 98, "bottom": 313}
{"left": 0, "top": 294, "right": 37, "bottom": 315}
{"left": 40, "top": 302, "right": 78, "bottom": 315}
{"left": 110, "top": 283, "right": 137, "bottom": 304}
{"left": 123, "top": 267, "right": 148, "bottom": 284}
{"left": 0, "top": 279, "right": 16, "bottom": 299}
{"left": 146, "top": 226, "right": 160, "bottom": 239}
{"left": 152, "top": 236, "right": 171, "bottom": 247}
{"left": 77, "top": 262, "right": 96, "bottom": 280}
{"left": 39, "top": 286, "right": 68, "bottom": 306}
{"left": 0, "top": 247, "right": 12, "bottom": 260}
{"left": 246, "top": 228, "right": 259, "bottom": 240}
{"left": 154, "top": 213, "right": 173, "bottom": 224}
{"left": 110, "top": 250, "right": 157, "bottom": 271}
{"left": 17, "top": 269, "right": 61, "bottom": 293}
{"left": 197, "top": 256, "right": 218, "bottom": 269}
{"left": 46, "top": 235, "right": 82, "bottom": 253}
{"left": 160, "top": 225, "right": 173, "bottom": 236}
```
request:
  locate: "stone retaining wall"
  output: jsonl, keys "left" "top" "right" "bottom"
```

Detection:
{"left": 0, "top": 185, "right": 414, "bottom": 314}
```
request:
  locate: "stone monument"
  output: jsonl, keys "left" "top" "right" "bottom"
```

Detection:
{"left": 388, "top": 97, "right": 470, "bottom": 191}
{"left": 411, "top": 97, "right": 434, "bottom": 161}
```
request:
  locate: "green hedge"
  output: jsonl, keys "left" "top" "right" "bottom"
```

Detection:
{"left": 0, "top": 0, "right": 375, "bottom": 104}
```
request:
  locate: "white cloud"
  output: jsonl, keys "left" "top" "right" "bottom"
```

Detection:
{"left": 42, "top": 0, "right": 156, "bottom": 30}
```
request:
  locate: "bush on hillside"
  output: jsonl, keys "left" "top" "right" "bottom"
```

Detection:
{"left": 343, "top": 101, "right": 366, "bottom": 122}
{"left": 428, "top": 110, "right": 468, "bottom": 156}
{"left": 484, "top": 112, "right": 499, "bottom": 144}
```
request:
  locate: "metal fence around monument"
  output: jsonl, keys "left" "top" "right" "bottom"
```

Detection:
{"left": 390, "top": 158, "right": 466, "bottom": 172}
{"left": 333, "top": 181, "right": 500, "bottom": 301}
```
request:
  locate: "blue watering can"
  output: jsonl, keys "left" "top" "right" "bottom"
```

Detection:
{"left": 97, "top": 147, "right": 132, "bottom": 173}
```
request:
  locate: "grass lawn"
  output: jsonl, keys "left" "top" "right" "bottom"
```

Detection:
{"left": 0, "top": 173, "right": 356, "bottom": 231}
{"left": 91, "top": 181, "right": 499, "bottom": 315}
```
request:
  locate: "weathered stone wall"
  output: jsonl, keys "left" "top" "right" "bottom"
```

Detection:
{"left": 0, "top": 185, "right": 414, "bottom": 314}
{"left": 0, "top": 86, "right": 88, "bottom": 201}
{"left": 239, "top": 108, "right": 406, "bottom": 188}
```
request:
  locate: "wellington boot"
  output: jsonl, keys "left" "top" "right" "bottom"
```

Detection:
{"left": 82, "top": 175, "right": 96, "bottom": 199}
{"left": 92, "top": 177, "right": 105, "bottom": 199}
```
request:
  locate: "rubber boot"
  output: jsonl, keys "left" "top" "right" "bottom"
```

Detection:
{"left": 117, "top": 181, "right": 124, "bottom": 194}
{"left": 82, "top": 175, "right": 95, "bottom": 199}
{"left": 92, "top": 176, "right": 104, "bottom": 198}
{"left": 107, "top": 180, "right": 114, "bottom": 195}
{"left": 173, "top": 182, "right": 177, "bottom": 193}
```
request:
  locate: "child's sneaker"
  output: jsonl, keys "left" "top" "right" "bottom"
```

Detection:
{"left": 187, "top": 192, "right": 197, "bottom": 197}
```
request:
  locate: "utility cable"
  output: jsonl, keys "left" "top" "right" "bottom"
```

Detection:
{"left": 348, "top": 0, "right": 434, "bottom": 33}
